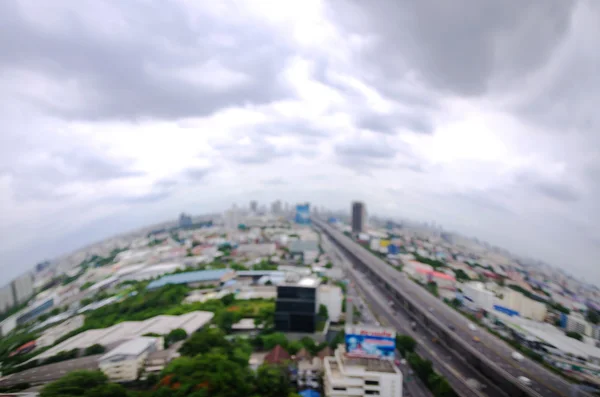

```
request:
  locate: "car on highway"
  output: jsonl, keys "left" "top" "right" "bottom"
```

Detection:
{"left": 448, "top": 324, "right": 455, "bottom": 331}
{"left": 518, "top": 376, "right": 532, "bottom": 386}
{"left": 512, "top": 351, "right": 524, "bottom": 362}
{"left": 473, "top": 336, "right": 480, "bottom": 342}
{"left": 468, "top": 323, "right": 478, "bottom": 331}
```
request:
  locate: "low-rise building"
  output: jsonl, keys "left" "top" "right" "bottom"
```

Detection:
{"left": 144, "top": 346, "right": 181, "bottom": 375}
{"left": 147, "top": 269, "right": 235, "bottom": 290}
{"left": 318, "top": 285, "right": 343, "bottom": 322}
{"left": 37, "top": 315, "right": 85, "bottom": 348}
{"left": 323, "top": 345, "right": 403, "bottom": 397}
{"left": 566, "top": 312, "right": 593, "bottom": 337}
{"left": 460, "top": 282, "right": 496, "bottom": 311}
{"left": 99, "top": 337, "right": 162, "bottom": 382}
{"left": 499, "top": 288, "right": 547, "bottom": 322}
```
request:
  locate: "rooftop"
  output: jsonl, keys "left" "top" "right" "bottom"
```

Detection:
{"left": 147, "top": 269, "right": 232, "bottom": 289}
{"left": 289, "top": 240, "right": 319, "bottom": 253}
{"left": 264, "top": 345, "right": 291, "bottom": 365}
{"left": 99, "top": 337, "right": 157, "bottom": 361}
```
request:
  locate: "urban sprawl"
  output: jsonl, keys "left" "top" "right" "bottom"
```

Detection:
{"left": 0, "top": 201, "right": 599, "bottom": 397}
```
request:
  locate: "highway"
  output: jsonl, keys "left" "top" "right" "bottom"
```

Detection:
{"left": 318, "top": 220, "right": 587, "bottom": 397}
{"left": 322, "top": 234, "right": 504, "bottom": 397}
{"left": 345, "top": 273, "right": 433, "bottom": 397}
{"left": 0, "top": 355, "right": 100, "bottom": 387}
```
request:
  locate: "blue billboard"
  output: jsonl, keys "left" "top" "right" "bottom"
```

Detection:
{"left": 345, "top": 326, "right": 396, "bottom": 360}
{"left": 295, "top": 203, "right": 311, "bottom": 225}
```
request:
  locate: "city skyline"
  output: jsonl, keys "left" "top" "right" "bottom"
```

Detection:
{"left": 1, "top": 1, "right": 599, "bottom": 286}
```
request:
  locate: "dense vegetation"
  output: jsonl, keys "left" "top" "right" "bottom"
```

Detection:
{"left": 40, "top": 370, "right": 128, "bottom": 397}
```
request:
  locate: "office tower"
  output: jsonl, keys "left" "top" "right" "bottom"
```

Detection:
{"left": 0, "top": 284, "right": 15, "bottom": 313}
{"left": 274, "top": 278, "right": 319, "bottom": 332}
{"left": 352, "top": 201, "right": 366, "bottom": 233}
{"left": 250, "top": 200, "right": 258, "bottom": 212}
{"left": 295, "top": 203, "right": 311, "bottom": 225}
{"left": 178, "top": 213, "right": 193, "bottom": 228}
{"left": 224, "top": 206, "right": 240, "bottom": 230}
{"left": 11, "top": 273, "right": 34, "bottom": 305}
{"left": 271, "top": 200, "right": 282, "bottom": 215}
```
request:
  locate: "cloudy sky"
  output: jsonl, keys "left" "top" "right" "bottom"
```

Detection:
{"left": 1, "top": 0, "right": 599, "bottom": 284}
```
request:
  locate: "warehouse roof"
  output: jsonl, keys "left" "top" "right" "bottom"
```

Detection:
{"left": 289, "top": 240, "right": 319, "bottom": 253}
{"left": 147, "top": 269, "right": 232, "bottom": 289}
{"left": 99, "top": 337, "right": 157, "bottom": 361}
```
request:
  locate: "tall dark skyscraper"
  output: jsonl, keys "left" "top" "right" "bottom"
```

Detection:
{"left": 352, "top": 201, "right": 365, "bottom": 233}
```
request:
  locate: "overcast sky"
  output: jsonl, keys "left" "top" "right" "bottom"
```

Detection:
{"left": 1, "top": 0, "right": 599, "bottom": 284}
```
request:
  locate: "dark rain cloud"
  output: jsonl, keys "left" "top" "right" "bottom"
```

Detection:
{"left": 0, "top": 0, "right": 291, "bottom": 121}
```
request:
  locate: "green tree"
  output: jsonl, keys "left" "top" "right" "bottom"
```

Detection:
{"left": 179, "top": 328, "right": 229, "bottom": 357}
{"left": 318, "top": 304, "right": 329, "bottom": 319}
{"left": 215, "top": 310, "right": 240, "bottom": 333}
{"left": 587, "top": 310, "right": 600, "bottom": 325}
{"left": 254, "top": 306, "right": 275, "bottom": 331}
{"left": 160, "top": 350, "right": 254, "bottom": 397}
{"left": 165, "top": 328, "right": 188, "bottom": 348}
{"left": 40, "top": 370, "right": 127, "bottom": 397}
{"left": 566, "top": 331, "right": 583, "bottom": 341}
{"left": 255, "top": 364, "right": 290, "bottom": 397}
{"left": 396, "top": 335, "right": 417, "bottom": 356}
{"left": 220, "top": 293, "right": 236, "bottom": 306}
{"left": 325, "top": 262, "right": 333, "bottom": 269}
{"left": 260, "top": 332, "right": 288, "bottom": 350}
{"left": 84, "top": 344, "right": 105, "bottom": 356}
{"left": 453, "top": 269, "right": 471, "bottom": 282}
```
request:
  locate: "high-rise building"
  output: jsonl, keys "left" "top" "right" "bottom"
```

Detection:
{"left": 11, "top": 273, "right": 34, "bottom": 306}
{"left": 224, "top": 206, "right": 240, "bottom": 230}
{"left": 250, "top": 200, "right": 258, "bottom": 212}
{"left": 271, "top": 200, "right": 282, "bottom": 215}
{"left": 352, "top": 201, "right": 366, "bottom": 233}
{"left": 178, "top": 213, "right": 193, "bottom": 228}
{"left": 274, "top": 277, "right": 320, "bottom": 333}
{"left": 0, "top": 284, "right": 15, "bottom": 313}
{"left": 295, "top": 203, "right": 311, "bottom": 225}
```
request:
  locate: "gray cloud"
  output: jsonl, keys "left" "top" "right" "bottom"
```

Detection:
{"left": 213, "top": 139, "right": 293, "bottom": 165}
{"left": 329, "top": 0, "right": 576, "bottom": 96}
{"left": 0, "top": 0, "right": 291, "bottom": 121}
{"left": 516, "top": 171, "right": 580, "bottom": 203}
{"left": 263, "top": 177, "right": 287, "bottom": 186}
{"left": 357, "top": 112, "right": 434, "bottom": 135}
{"left": 2, "top": 149, "right": 141, "bottom": 202}
{"left": 184, "top": 167, "right": 212, "bottom": 181}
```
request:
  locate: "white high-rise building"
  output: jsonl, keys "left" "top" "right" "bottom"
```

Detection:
{"left": 0, "top": 284, "right": 15, "bottom": 313}
{"left": 11, "top": 273, "right": 34, "bottom": 305}
{"left": 224, "top": 206, "right": 240, "bottom": 230}
{"left": 323, "top": 345, "right": 403, "bottom": 397}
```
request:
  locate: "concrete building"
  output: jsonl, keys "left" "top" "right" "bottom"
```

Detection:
{"left": 37, "top": 315, "right": 85, "bottom": 348}
{"left": 323, "top": 345, "right": 403, "bottom": 397}
{"left": 461, "top": 282, "right": 496, "bottom": 311}
{"left": 11, "top": 273, "right": 34, "bottom": 305}
{"left": 351, "top": 202, "right": 366, "bottom": 234}
{"left": 144, "top": 346, "right": 181, "bottom": 376}
{"left": 0, "top": 283, "right": 15, "bottom": 313}
{"left": 235, "top": 243, "right": 277, "bottom": 258}
{"left": 17, "top": 295, "right": 57, "bottom": 325}
{"left": 499, "top": 288, "right": 548, "bottom": 322}
{"left": 275, "top": 277, "right": 320, "bottom": 333}
{"left": 99, "top": 337, "right": 162, "bottom": 382}
{"left": 33, "top": 311, "right": 214, "bottom": 361}
{"left": 318, "top": 284, "right": 343, "bottom": 322}
{"left": 566, "top": 312, "right": 593, "bottom": 337}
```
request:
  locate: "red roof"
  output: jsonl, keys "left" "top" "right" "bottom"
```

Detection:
{"left": 415, "top": 268, "right": 456, "bottom": 281}
{"left": 264, "top": 345, "right": 290, "bottom": 365}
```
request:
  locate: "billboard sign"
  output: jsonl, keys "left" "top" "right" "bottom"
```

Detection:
{"left": 295, "top": 204, "right": 311, "bottom": 225}
{"left": 345, "top": 326, "right": 396, "bottom": 360}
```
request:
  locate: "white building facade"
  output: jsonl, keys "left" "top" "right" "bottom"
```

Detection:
{"left": 323, "top": 345, "right": 403, "bottom": 397}
{"left": 318, "top": 285, "right": 343, "bottom": 322}
{"left": 98, "top": 337, "right": 162, "bottom": 382}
